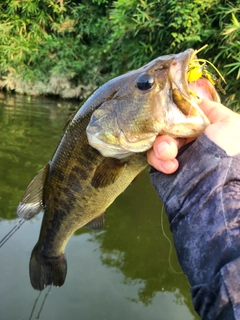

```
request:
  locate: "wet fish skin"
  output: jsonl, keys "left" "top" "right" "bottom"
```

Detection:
{"left": 18, "top": 72, "right": 148, "bottom": 290}
{"left": 17, "top": 49, "right": 215, "bottom": 290}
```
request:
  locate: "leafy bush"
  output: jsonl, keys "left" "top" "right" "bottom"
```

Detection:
{"left": 0, "top": 0, "right": 239, "bottom": 109}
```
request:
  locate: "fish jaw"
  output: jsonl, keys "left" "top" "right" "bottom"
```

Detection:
{"left": 87, "top": 49, "right": 218, "bottom": 159}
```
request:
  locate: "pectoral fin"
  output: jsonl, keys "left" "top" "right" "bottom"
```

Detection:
{"left": 84, "top": 214, "right": 105, "bottom": 230}
{"left": 91, "top": 158, "right": 126, "bottom": 188}
{"left": 17, "top": 164, "right": 49, "bottom": 220}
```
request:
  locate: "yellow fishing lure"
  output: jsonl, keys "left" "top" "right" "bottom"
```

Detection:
{"left": 187, "top": 44, "right": 226, "bottom": 94}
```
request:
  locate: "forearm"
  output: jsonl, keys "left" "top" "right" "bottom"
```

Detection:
{"left": 150, "top": 133, "right": 240, "bottom": 319}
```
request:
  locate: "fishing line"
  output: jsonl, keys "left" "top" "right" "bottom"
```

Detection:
{"left": 160, "top": 206, "right": 182, "bottom": 275}
{"left": 0, "top": 219, "right": 25, "bottom": 248}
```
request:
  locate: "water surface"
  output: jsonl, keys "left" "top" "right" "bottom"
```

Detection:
{"left": 0, "top": 93, "right": 199, "bottom": 319}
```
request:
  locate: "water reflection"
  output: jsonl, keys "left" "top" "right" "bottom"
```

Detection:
{"left": 0, "top": 93, "right": 76, "bottom": 219}
{"left": 0, "top": 93, "right": 199, "bottom": 319}
{"left": 28, "top": 286, "right": 52, "bottom": 320}
{"left": 78, "top": 171, "right": 195, "bottom": 312}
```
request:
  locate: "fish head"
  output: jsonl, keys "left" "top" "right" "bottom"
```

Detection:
{"left": 86, "top": 49, "right": 220, "bottom": 159}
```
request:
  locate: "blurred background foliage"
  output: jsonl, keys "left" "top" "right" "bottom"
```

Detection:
{"left": 0, "top": 0, "right": 239, "bottom": 109}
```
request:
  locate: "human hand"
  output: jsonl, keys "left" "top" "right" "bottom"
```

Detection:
{"left": 147, "top": 99, "right": 240, "bottom": 174}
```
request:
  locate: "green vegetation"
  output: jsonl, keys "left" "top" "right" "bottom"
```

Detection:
{"left": 0, "top": 0, "right": 239, "bottom": 109}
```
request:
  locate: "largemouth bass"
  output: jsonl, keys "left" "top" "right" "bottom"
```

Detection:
{"left": 17, "top": 49, "right": 220, "bottom": 291}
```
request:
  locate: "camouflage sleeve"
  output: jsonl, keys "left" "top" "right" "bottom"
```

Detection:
{"left": 150, "top": 133, "right": 240, "bottom": 320}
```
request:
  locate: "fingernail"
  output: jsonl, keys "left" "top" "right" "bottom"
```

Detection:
{"left": 160, "top": 160, "right": 176, "bottom": 172}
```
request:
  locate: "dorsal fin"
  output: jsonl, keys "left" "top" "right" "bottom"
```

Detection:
{"left": 17, "top": 164, "right": 49, "bottom": 220}
{"left": 84, "top": 214, "right": 105, "bottom": 230}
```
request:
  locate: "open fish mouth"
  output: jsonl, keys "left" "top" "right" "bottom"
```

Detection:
{"left": 86, "top": 49, "right": 225, "bottom": 159}
{"left": 188, "top": 78, "right": 220, "bottom": 102}
{"left": 151, "top": 48, "right": 225, "bottom": 139}
{"left": 169, "top": 48, "right": 221, "bottom": 119}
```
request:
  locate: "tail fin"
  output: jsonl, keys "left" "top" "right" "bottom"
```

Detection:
{"left": 29, "top": 245, "right": 67, "bottom": 291}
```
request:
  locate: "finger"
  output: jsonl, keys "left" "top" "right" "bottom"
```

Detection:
{"left": 147, "top": 148, "right": 179, "bottom": 174}
{"left": 152, "top": 135, "right": 186, "bottom": 160}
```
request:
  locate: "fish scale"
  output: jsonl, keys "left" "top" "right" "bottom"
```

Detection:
{"left": 17, "top": 49, "right": 219, "bottom": 290}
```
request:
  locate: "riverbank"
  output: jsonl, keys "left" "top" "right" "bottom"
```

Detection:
{"left": 0, "top": 72, "right": 95, "bottom": 99}
{"left": 0, "top": 1, "right": 239, "bottom": 107}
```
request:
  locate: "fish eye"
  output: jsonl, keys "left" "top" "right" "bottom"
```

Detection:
{"left": 136, "top": 73, "right": 154, "bottom": 90}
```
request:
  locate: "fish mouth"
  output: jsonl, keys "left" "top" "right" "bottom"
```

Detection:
{"left": 188, "top": 78, "right": 220, "bottom": 102}
{"left": 170, "top": 49, "right": 220, "bottom": 118}
{"left": 159, "top": 48, "right": 223, "bottom": 138}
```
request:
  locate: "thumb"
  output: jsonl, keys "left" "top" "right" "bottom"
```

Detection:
{"left": 198, "top": 99, "right": 240, "bottom": 156}
{"left": 198, "top": 99, "right": 237, "bottom": 124}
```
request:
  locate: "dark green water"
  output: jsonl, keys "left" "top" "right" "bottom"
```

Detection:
{"left": 0, "top": 93, "right": 199, "bottom": 319}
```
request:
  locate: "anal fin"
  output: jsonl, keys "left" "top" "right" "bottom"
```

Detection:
{"left": 84, "top": 214, "right": 105, "bottom": 230}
